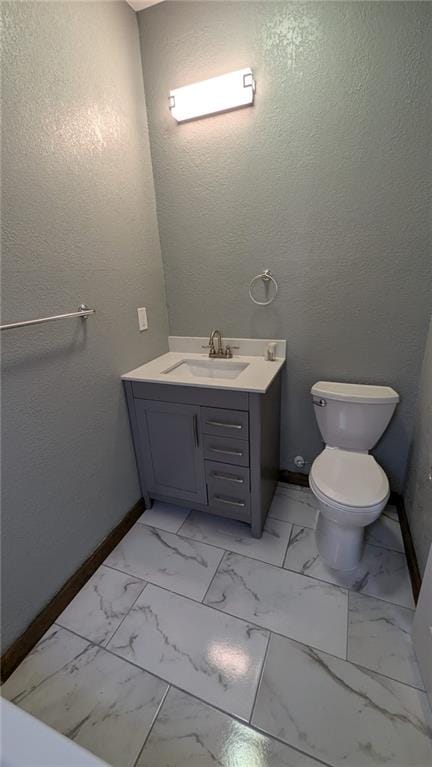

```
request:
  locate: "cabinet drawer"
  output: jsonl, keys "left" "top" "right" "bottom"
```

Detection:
{"left": 201, "top": 407, "right": 248, "bottom": 441}
{"left": 208, "top": 490, "right": 250, "bottom": 520}
{"left": 203, "top": 435, "right": 249, "bottom": 467}
{"left": 205, "top": 460, "right": 250, "bottom": 492}
{"left": 206, "top": 461, "right": 250, "bottom": 518}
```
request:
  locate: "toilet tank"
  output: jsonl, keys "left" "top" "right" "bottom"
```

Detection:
{"left": 311, "top": 382, "right": 399, "bottom": 451}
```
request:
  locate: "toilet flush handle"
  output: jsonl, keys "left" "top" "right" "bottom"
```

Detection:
{"left": 313, "top": 398, "right": 327, "bottom": 407}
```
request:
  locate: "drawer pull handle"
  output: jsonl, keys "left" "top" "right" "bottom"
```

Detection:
{"left": 211, "top": 472, "right": 244, "bottom": 484}
{"left": 214, "top": 495, "right": 246, "bottom": 508}
{"left": 193, "top": 414, "right": 199, "bottom": 447}
{"left": 211, "top": 447, "right": 243, "bottom": 457}
{"left": 206, "top": 420, "right": 242, "bottom": 430}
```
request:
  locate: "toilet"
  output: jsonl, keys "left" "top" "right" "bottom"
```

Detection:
{"left": 309, "top": 381, "right": 399, "bottom": 571}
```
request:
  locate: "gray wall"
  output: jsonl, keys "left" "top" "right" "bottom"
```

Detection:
{"left": 138, "top": 1, "right": 431, "bottom": 491}
{"left": 1, "top": 1, "right": 169, "bottom": 649}
{"left": 405, "top": 317, "right": 432, "bottom": 577}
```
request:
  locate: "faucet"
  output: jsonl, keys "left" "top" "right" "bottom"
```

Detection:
{"left": 202, "top": 329, "right": 238, "bottom": 358}
{"left": 209, "top": 329, "right": 223, "bottom": 357}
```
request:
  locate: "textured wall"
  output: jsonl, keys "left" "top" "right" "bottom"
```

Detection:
{"left": 405, "top": 317, "right": 432, "bottom": 576}
{"left": 138, "top": 1, "right": 431, "bottom": 491}
{"left": 1, "top": 1, "right": 169, "bottom": 648}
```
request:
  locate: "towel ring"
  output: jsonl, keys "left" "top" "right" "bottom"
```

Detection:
{"left": 249, "top": 269, "right": 278, "bottom": 306}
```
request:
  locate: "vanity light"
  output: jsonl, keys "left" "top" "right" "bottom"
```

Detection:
{"left": 169, "top": 68, "right": 255, "bottom": 123}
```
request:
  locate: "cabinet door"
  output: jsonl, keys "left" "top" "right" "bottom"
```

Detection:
{"left": 135, "top": 399, "right": 207, "bottom": 504}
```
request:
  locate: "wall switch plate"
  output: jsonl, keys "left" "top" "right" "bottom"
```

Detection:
{"left": 137, "top": 307, "right": 148, "bottom": 331}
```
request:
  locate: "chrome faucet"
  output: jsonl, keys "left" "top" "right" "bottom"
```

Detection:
{"left": 202, "top": 329, "right": 238, "bottom": 358}
{"left": 209, "top": 329, "right": 223, "bottom": 356}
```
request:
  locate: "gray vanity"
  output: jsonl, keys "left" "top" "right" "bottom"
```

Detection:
{"left": 122, "top": 337, "right": 285, "bottom": 537}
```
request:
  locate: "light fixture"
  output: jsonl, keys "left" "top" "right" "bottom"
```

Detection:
{"left": 169, "top": 68, "right": 255, "bottom": 123}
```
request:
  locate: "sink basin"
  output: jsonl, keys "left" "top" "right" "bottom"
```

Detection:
{"left": 163, "top": 358, "right": 249, "bottom": 380}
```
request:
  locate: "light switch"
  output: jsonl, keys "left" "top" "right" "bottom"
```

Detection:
{"left": 137, "top": 307, "right": 148, "bottom": 331}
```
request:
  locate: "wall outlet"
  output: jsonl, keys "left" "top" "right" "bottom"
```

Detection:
{"left": 137, "top": 307, "right": 148, "bottom": 331}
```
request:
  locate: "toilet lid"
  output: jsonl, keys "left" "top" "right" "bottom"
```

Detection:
{"left": 310, "top": 448, "right": 389, "bottom": 509}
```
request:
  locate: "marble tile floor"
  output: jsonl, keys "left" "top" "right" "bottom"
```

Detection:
{"left": 3, "top": 490, "right": 431, "bottom": 767}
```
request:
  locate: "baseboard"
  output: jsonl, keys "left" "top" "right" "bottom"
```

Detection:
{"left": 390, "top": 492, "right": 421, "bottom": 604}
{"left": 1, "top": 498, "right": 145, "bottom": 684}
{"left": 279, "top": 472, "right": 421, "bottom": 604}
{"left": 278, "top": 469, "right": 309, "bottom": 487}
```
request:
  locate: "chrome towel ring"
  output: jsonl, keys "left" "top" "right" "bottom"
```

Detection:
{"left": 248, "top": 269, "right": 278, "bottom": 306}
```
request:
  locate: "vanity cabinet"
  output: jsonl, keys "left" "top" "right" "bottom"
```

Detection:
{"left": 124, "top": 374, "right": 281, "bottom": 537}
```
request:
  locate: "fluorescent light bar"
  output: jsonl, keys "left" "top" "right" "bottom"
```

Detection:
{"left": 169, "top": 68, "right": 255, "bottom": 123}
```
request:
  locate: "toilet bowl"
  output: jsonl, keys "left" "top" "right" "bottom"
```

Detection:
{"left": 310, "top": 447, "right": 389, "bottom": 570}
{"left": 309, "top": 381, "right": 399, "bottom": 571}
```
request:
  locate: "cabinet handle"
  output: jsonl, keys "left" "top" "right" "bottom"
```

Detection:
{"left": 210, "top": 471, "right": 244, "bottom": 484}
{"left": 214, "top": 495, "right": 246, "bottom": 508}
{"left": 193, "top": 414, "right": 199, "bottom": 447}
{"left": 211, "top": 447, "right": 243, "bottom": 457}
{"left": 206, "top": 420, "right": 242, "bottom": 430}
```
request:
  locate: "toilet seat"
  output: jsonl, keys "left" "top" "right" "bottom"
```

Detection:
{"left": 310, "top": 447, "right": 389, "bottom": 512}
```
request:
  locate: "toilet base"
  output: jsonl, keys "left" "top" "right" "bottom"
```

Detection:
{"left": 315, "top": 513, "right": 364, "bottom": 571}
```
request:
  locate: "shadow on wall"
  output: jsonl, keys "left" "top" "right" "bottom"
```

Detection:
{"left": 404, "top": 316, "right": 432, "bottom": 576}
{"left": 1, "top": 324, "right": 89, "bottom": 373}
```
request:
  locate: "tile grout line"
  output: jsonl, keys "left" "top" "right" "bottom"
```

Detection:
{"left": 200, "top": 549, "right": 228, "bottom": 604}
{"left": 131, "top": 684, "right": 172, "bottom": 767}
{"left": 171, "top": 592, "right": 417, "bottom": 687}
{"left": 248, "top": 630, "right": 271, "bottom": 725}
{"left": 139, "top": 505, "right": 407, "bottom": 578}
{"left": 175, "top": 506, "right": 194, "bottom": 537}
{"left": 346, "top": 590, "right": 350, "bottom": 661}
{"left": 363, "top": 540, "right": 406, "bottom": 554}
{"left": 280, "top": 518, "right": 295, "bottom": 567}
{"left": 26, "top": 622, "right": 337, "bottom": 767}
{"left": 54, "top": 576, "right": 364, "bottom": 673}
{"left": 140, "top": 519, "right": 309, "bottom": 571}
{"left": 174, "top": 519, "right": 293, "bottom": 567}
{"left": 102, "top": 551, "right": 352, "bottom": 632}
{"left": 51, "top": 618, "right": 428, "bottom": 702}
{"left": 162, "top": 574, "right": 345, "bottom": 657}
{"left": 102, "top": 580, "right": 150, "bottom": 650}
{"left": 96, "top": 574, "right": 422, "bottom": 690}
{"left": 103, "top": 531, "right": 413, "bottom": 614}
{"left": 201, "top": 591, "right": 348, "bottom": 664}
{"left": 281, "top": 560, "right": 413, "bottom": 609}
{"left": 102, "top": 562, "right": 226, "bottom": 608}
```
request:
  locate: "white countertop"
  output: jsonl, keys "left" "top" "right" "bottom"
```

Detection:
{"left": 121, "top": 337, "right": 286, "bottom": 393}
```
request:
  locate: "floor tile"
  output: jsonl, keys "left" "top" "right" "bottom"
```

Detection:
{"left": 2, "top": 625, "right": 168, "bottom": 767}
{"left": 104, "top": 522, "right": 223, "bottom": 601}
{"left": 179, "top": 510, "right": 292, "bottom": 566}
{"left": 252, "top": 633, "right": 432, "bottom": 767}
{"left": 107, "top": 583, "right": 269, "bottom": 721}
{"left": 205, "top": 552, "right": 347, "bottom": 658}
{"left": 347, "top": 592, "right": 424, "bottom": 689}
{"left": 269, "top": 485, "right": 318, "bottom": 528}
{"left": 137, "top": 500, "right": 191, "bottom": 534}
{"left": 338, "top": 543, "right": 416, "bottom": 608}
{"left": 382, "top": 503, "right": 399, "bottom": 522}
{"left": 56, "top": 565, "right": 146, "bottom": 645}
{"left": 284, "top": 526, "right": 415, "bottom": 608}
{"left": 365, "top": 511, "right": 404, "bottom": 552}
{"left": 138, "top": 687, "right": 323, "bottom": 767}
{"left": 284, "top": 526, "right": 356, "bottom": 588}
